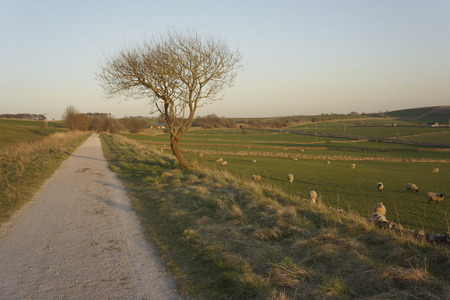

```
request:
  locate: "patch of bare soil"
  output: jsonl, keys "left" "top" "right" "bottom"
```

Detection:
{"left": 0, "top": 134, "right": 181, "bottom": 299}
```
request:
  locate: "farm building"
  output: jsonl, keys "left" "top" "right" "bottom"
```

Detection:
{"left": 151, "top": 123, "right": 167, "bottom": 129}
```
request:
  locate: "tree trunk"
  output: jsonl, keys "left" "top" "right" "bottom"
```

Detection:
{"left": 170, "top": 134, "right": 189, "bottom": 169}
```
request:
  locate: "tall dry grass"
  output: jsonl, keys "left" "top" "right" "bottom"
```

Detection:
{"left": 0, "top": 131, "right": 88, "bottom": 223}
{"left": 0, "top": 131, "right": 83, "bottom": 157}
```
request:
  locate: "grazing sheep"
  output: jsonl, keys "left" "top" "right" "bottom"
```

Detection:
{"left": 308, "top": 190, "right": 317, "bottom": 203}
{"left": 427, "top": 192, "right": 445, "bottom": 205}
{"left": 292, "top": 157, "right": 298, "bottom": 161}
{"left": 325, "top": 161, "right": 331, "bottom": 165}
{"left": 406, "top": 183, "right": 419, "bottom": 192}
{"left": 350, "top": 164, "right": 356, "bottom": 169}
{"left": 251, "top": 174, "right": 262, "bottom": 181}
{"left": 287, "top": 173, "right": 294, "bottom": 183}
{"left": 372, "top": 203, "right": 386, "bottom": 216}
{"left": 371, "top": 212, "right": 387, "bottom": 222}
{"left": 199, "top": 153, "right": 203, "bottom": 157}
{"left": 216, "top": 158, "right": 223, "bottom": 163}
{"left": 252, "top": 159, "right": 257, "bottom": 163}
{"left": 432, "top": 168, "right": 439, "bottom": 173}
{"left": 376, "top": 182, "right": 384, "bottom": 192}
{"left": 220, "top": 161, "right": 228, "bottom": 166}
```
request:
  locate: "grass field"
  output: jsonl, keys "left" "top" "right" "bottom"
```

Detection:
{"left": 0, "top": 119, "right": 87, "bottom": 223}
{"left": 0, "top": 119, "right": 66, "bottom": 144}
{"left": 121, "top": 122, "right": 450, "bottom": 234}
{"left": 101, "top": 134, "right": 450, "bottom": 299}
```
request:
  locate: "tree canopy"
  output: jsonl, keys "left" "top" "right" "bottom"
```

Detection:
{"left": 96, "top": 28, "right": 242, "bottom": 168}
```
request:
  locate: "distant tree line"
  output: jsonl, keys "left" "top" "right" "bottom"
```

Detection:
{"left": 239, "top": 117, "right": 290, "bottom": 128}
{"left": 311, "top": 116, "right": 333, "bottom": 123}
{"left": 0, "top": 113, "right": 46, "bottom": 120}
{"left": 192, "top": 115, "right": 297, "bottom": 129}
{"left": 192, "top": 114, "right": 235, "bottom": 128}
{"left": 62, "top": 105, "right": 150, "bottom": 133}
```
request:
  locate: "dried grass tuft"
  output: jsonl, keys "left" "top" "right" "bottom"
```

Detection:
{"left": 268, "top": 259, "right": 311, "bottom": 288}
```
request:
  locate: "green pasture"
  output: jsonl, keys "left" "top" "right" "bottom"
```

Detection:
{"left": 187, "top": 153, "right": 449, "bottom": 234}
{"left": 0, "top": 118, "right": 63, "bottom": 128}
{"left": 122, "top": 124, "right": 449, "bottom": 233}
{"left": 402, "top": 131, "right": 450, "bottom": 144}
{"left": 122, "top": 130, "right": 450, "bottom": 161}
{"left": 386, "top": 106, "right": 436, "bottom": 118}
{"left": 386, "top": 106, "right": 450, "bottom": 124}
{"left": 0, "top": 119, "right": 67, "bottom": 144}
{"left": 287, "top": 124, "right": 449, "bottom": 139}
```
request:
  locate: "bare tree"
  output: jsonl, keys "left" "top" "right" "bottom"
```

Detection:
{"left": 62, "top": 105, "right": 80, "bottom": 131}
{"left": 96, "top": 28, "right": 242, "bottom": 168}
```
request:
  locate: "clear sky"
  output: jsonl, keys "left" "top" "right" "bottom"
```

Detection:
{"left": 1, "top": 0, "right": 449, "bottom": 120}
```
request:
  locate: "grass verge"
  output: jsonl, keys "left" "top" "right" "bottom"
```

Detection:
{"left": 0, "top": 131, "right": 89, "bottom": 223}
{"left": 101, "top": 134, "right": 450, "bottom": 299}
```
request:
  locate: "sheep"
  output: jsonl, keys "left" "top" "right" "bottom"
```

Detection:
{"left": 251, "top": 174, "right": 262, "bottom": 181}
{"left": 350, "top": 164, "right": 356, "bottom": 169}
{"left": 216, "top": 158, "right": 223, "bottom": 163}
{"left": 372, "top": 203, "right": 386, "bottom": 216}
{"left": 427, "top": 192, "right": 445, "bottom": 205}
{"left": 287, "top": 173, "right": 294, "bottom": 183}
{"left": 376, "top": 182, "right": 384, "bottom": 192}
{"left": 292, "top": 157, "right": 298, "bottom": 161}
{"left": 432, "top": 168, "right": 439, "bottom": 173}
{"left": 406, "top": 183, "right": 419, "bottom": 192}
{"left": 308, "top": 190, "right": 317, "bottom": 203}
{"left": 220, "top": 161, "right": 228, "bottom": 166}
{"left": 252, "top": 159, "right": 257, "bottom": 163}
{"left": 199, "top": 153, "right": 203, "bottom": 158}
{"left": 325, "top": 161, "right": 331, "bottom": 165}
{"left": 371, "top": 212, "right": 387, "bottom": 222}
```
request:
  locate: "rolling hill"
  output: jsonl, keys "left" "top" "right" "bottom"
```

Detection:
{"left": 385, "top": 105, "right": 450, "bottom": 125}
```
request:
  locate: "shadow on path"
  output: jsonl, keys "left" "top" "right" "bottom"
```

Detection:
{"left": 69, "top": 154, "right": 107, "bottom": 162}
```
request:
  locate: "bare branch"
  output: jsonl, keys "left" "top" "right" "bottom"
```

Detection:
{"left": 95, "top": 28, "right": 242, "bottom": 168}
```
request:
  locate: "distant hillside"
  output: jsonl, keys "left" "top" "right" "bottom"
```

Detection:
{"left": 385, "top": 106, "right": 450, "bottom": 125}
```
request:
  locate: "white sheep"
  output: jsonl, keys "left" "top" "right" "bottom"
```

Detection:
{"left": 427, "top": 192, "right": 445, "bottom": 205}
{"left": 371, "top": 212, "right": 387, "bottom": 222}
{"left": 350, "top": 164, "right": 356, "bottom": 169}
{"left": 216, "top": 158, "right": 223, "bottom": 163}
{"left": 406, "top": 183, "right": 419, "bottom": 192}
{"left": 287, "top": 173, "right": 294, "bottom": 183}
{"left": 251, "top": 174, "right": 262, "bottom": 181}
{"left": 376, "top": 182, "right": 384, "bottom": 192}
{"left": 221, "top": 161, "right": 228, "bottom": 166}
{"left": 199, "top": 153, "right": 203, "bottom": 158}
{"left": 252, "top": 159, "right": 257, "bottom": 163}
{"left": 325, "top": 161, "right": 331, "bottom": 165}
{"left": 308, "top": 190, "right": 317, "bottom": 203}
{"left": 372, "top": 203, "right": 386, "bottom": 216}
{"left": 432, "top": 168, "right": 439, "bottom": 173}
{"left": 292, "top": 157, "right": 298, "bottom": 161}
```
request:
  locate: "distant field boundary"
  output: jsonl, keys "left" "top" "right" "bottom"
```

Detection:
{"left": 258, "top": 128, "right": 450, "bottom": 148}
{"left": 179, "top": 148, "right": 450, "bottom": 163}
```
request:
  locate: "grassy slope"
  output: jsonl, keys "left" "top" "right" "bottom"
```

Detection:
{"left": 0, "top": 132, "right": 89, "bottom": 223}
{"left": 386, "top": 106, "right": 450, "bottom": 124}
{"left": 101, "top": 134, "right": 450, "bottom": 300}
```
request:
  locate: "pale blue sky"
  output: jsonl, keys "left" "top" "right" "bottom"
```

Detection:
{"left": 1, "top": 0, "right": 449, "bottom": 120}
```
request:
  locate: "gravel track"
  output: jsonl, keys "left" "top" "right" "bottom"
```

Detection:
{"left": 0, "top": 133, "right": 181, "bottom": 299}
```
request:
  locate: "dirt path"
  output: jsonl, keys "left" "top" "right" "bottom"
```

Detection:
{"left": 0, "top": 134, "right": 181, "bottom": 299}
